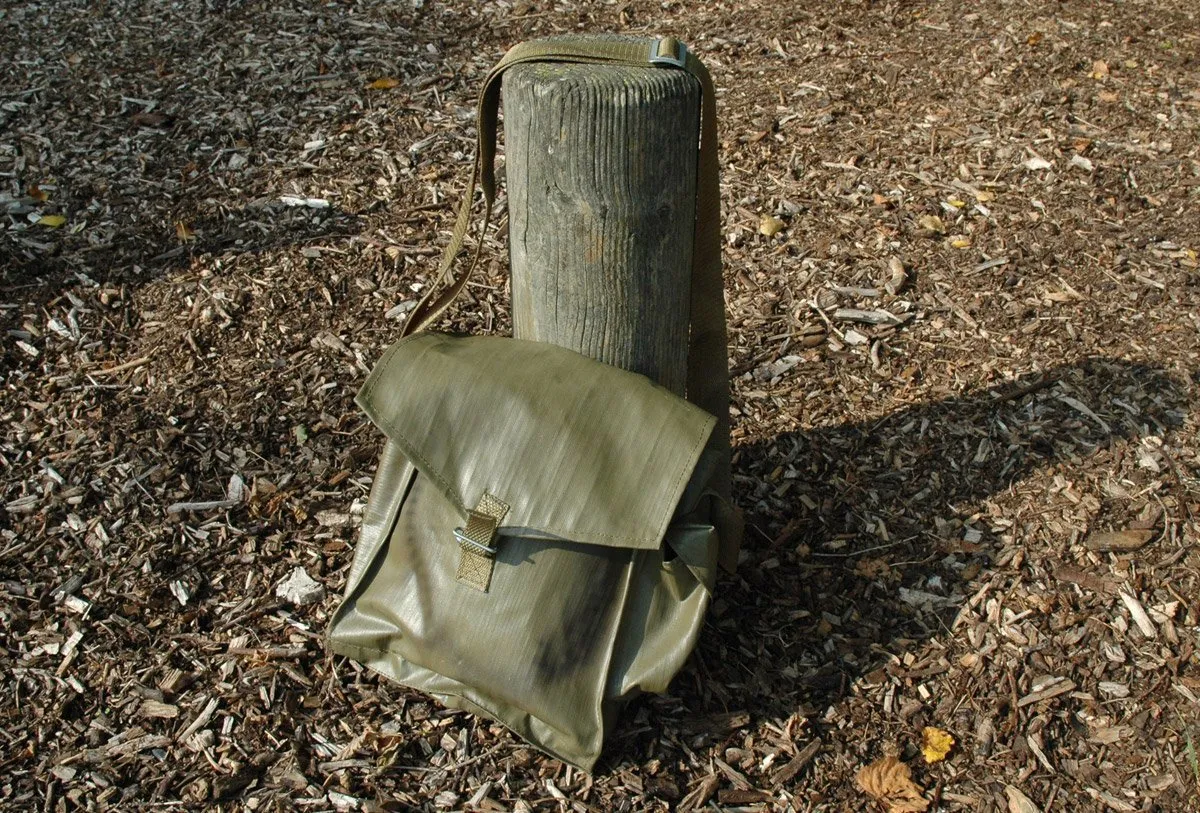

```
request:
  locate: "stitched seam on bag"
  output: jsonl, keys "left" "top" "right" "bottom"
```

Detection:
{"left": 359, "top": 336, "right": 469, "bottom": 513}
{"left": 358, "top": 332, "right": 423, "bottom": 407}
{"left": 655, "top": 414, "right": 716, "bottom": 545}
{"left": 344, "top": 457, "right": 417, "bottom": 591}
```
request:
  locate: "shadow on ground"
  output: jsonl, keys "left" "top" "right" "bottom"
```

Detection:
{"left": 1, "top": 202, "right": 363, "bottom": 287}
{"left": 624, "top": 356, "right": 1193, "bottom": 760}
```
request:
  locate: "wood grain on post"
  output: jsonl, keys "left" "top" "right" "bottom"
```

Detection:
{"left": 503, "top": 59, "right": 700, "bottom": 395}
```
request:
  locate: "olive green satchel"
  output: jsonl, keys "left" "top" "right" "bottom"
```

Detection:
{"left": 328, "top": 37, "right": 741, "bottom": 771}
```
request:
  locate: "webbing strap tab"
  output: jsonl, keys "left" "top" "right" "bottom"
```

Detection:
{"left": 454, "top": 493, "right": 509, "bottom": 592}
{"left": 649, "top": 36, "right": 687, "bottom": 68}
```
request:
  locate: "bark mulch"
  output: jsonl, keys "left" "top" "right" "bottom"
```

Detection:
{"left": 2, "top": 1, "right": 1198, "bottom": 811}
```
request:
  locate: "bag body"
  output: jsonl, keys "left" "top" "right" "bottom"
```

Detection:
{"left": 329, "top": 334, "right": 729, "bottom": 769}
{"left": 327, "top": 36, "right": 741, "bottom": 770}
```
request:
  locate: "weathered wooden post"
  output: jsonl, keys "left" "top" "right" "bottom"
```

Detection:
{"left": 503, "top": 39, "right": 700, "bottom": 394}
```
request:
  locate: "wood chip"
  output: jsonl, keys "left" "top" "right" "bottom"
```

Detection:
{"left": 4, "top": 3, "right": 1198, "bottom": 809}
{"left": 178, "top": 697, "right": 219, "bottom": 742}
{"left": 679, "top": 775, "right": 719, "bottom": 813}
{"left": 713, "top": 757, "right": 752, "bottom": 790}
{"left": 833, "top": 308, "right": 905, "bottom": 325}
{"left": 1085, "top": 788, "right": 1137, "bottom": 811}
{"left": 771, "top": 738, "right": 821, "bottom": 788}
{"left": 717, "top": 788, "right": 775, "bottom": 804}
{"left": 677, "top": 711, "right": 751, "bottom": 735}
{"left": 166, "top": 499, "right": 239, "bottom": 514}
{"left": 1054, "top": 565, "right": 1116, "bottom": 594}
{"left": 1119, "top": 591, "right": 1158, "bottom": 638}
{"left": 1017, "top": 677, "right": 1076, "bottom": 707}
{"left": 140, "top": 699, "right": 180, "bottom": 719}
{"left": 1085, "top": 529, "right": 1154, "bottom": 552}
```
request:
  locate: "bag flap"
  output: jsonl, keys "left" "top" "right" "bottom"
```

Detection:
{"left": 357, "top": 333, "right": 716, "bottom": 550}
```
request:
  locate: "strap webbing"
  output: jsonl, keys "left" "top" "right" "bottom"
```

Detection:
{"left": 455, "top": 492, "right": 509, "bottom": 591}
{"left": 401, "top": 36, "right": 736, "bottom": 569}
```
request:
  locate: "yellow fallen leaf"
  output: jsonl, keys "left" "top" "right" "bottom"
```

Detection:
{"left": 367, "top": 77, "right": 400, "bottom": 90}
{"left": 759, "top": 215, "right": 785, "bottom": 238}
{"left": 856, "top": 755, "right": 929, "bottom": 812}
{"left": 36, "top": 214, "right": 66, "bottom": 228}
{"left": 921, "top": 727, "right": 955, "bottom": 763}
{"left": 950, "top": 237, "right": 972, "bottom": 249}
{"left": 917, "top": 215, "right": 945, "bottom": 234}
{"left": 175, "top": 221, "right": 195, "bottom": 242}
{"left": 947, "top": 198, "right": 966, "bottom": 209}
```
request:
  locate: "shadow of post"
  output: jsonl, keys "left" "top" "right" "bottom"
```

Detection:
{"left": 681, "top": 357, "right": 1192, "bottom": 722}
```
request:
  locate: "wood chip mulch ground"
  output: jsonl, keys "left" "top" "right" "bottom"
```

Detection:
{"left": 2, "top": 1, "right": 1198, "bottom": 811}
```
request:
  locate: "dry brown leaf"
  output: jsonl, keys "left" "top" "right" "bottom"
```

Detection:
{"left": 1005, "top": 785, "right": 1042, "bottom": 813}
{"left": 885, "top": 256, "right": 908, "bottom": 294}
{"left": 856, "top": 756, "right": 929, "bottom": 812}
{"left": 27, "top": 184, "right": 49, "bottom": 202}
{"left": 367, "top": 77, "right": 400, "bottom": 90}
{"left": 175, "top": 221, "right": 195, "bottom": 242}
{"left": 856, "top": 557, "right": 893, "bottom": 580}
{"left": 1090, "top": 60, "right": 1109, "bottom": 80}
{"left": 917, "top": 214, "right": 945, "bottom": 233}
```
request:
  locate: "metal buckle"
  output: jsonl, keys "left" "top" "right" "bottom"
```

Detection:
{"left": 649, "top": 37, "right": 687, "bottom": 68}
{"left": 453, "top": 527, "right": 496, "bottom": 557}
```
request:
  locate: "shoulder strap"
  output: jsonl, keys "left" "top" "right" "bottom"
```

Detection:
{"left": 401, "top": 36, "right": 738, "bottom": 569}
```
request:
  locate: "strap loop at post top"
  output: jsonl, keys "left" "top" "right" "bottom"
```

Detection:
{"left": 649, "top": 37, "right": 687, "bottom": 68}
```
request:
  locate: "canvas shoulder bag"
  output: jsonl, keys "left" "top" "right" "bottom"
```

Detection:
{"left": 327, "top": 35, "right": 741, "bottom": 771}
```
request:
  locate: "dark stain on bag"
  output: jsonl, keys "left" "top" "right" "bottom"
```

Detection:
{"left": 532, "top": 551, "right": 621, "bottom": 681}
